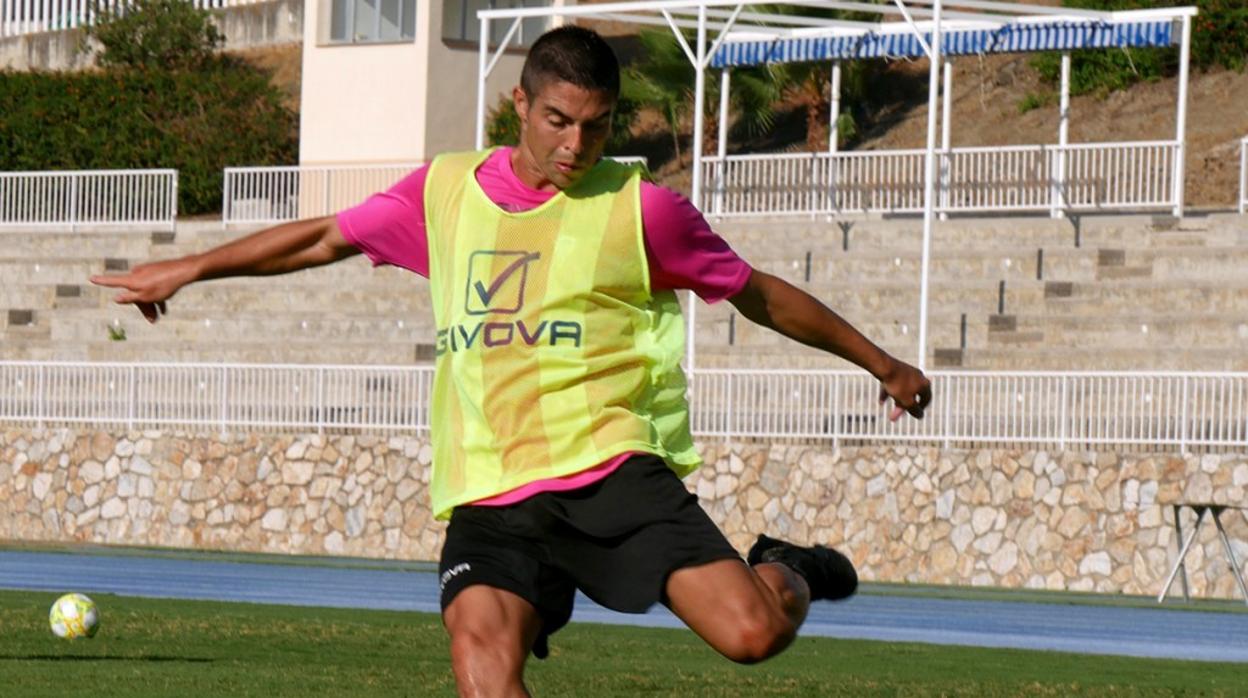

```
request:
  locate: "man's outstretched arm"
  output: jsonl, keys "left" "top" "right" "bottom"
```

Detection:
{"left": 727, "top": 268, "right": 933, "bottom": 421}
{"left": 90, "top": 216, "right": 358, "bottom": 323}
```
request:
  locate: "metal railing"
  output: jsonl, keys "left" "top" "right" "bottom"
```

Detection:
{"left": 0, "top": 0, "right": 268, "bottom": 38}
{"left": 0, "top": 169, "right": 177, "bottom": 231}
{"left": 1, "top": 362, "right": 1244, "bottom": 451}
{"left": 0, "top": 362, "right": 434, "bottom": 433}
{"left": 222, "top": 164, "right": 420, "bottom": 225}
{"left": 702, "top": 141, "right": 1179, "bottom": 218}
{"left": 1240, "top": 137, "right": 1247, "bottom": 215}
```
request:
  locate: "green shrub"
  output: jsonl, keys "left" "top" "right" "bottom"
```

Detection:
{"left": 0, "top": 66, "right": 297, "bottom": 215}
{"left": 0, "top": 1, "right": 296, "bottom": 215}
{"left": 1032, "top": 0, "right": 1247, "bottom": 99}
{"left": 1018, "top": 92, "right": 1056, "bottom": 114}
{"left": 84, "top": 0, "right": 224, "bottom": 72}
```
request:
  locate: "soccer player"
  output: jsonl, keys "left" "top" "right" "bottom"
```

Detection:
{"left": 93, "top": 26, "right": 931, "bottom": 697}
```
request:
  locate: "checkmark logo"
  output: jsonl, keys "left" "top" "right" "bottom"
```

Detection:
{"left": 465, "top": 250, "right": 541, "bottom": 315}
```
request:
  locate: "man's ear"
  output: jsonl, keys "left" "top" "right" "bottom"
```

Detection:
{"left": 512, "top": 85, "right": 530, "bottom": 127}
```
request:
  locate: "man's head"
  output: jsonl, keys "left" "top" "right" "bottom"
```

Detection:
{"left": 512, "top": 26, "right": 620, "bottom": 191}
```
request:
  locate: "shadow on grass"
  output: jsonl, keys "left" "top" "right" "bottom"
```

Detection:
{"left": 0, "top": 654, "right": 214, "bottom": 663}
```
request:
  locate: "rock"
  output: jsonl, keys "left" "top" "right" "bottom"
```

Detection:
{"left": 90, "top": 433, "right": 115, "bottom": 461}
{"left": 100, "top": 497, "right": 126, "bottom": 520}
{"left": 117, "top": 474, "right": 136, "bottom": 498}
{"left": 1234, "top": 464, "right": 1248, "bottom": 487}
{"left": 763, "top": 498, "right": 780, "bottom": 523}
{"left": 115, "top": 440, "right": 135, "bottom": 457}
{"left": 32, "top": 472, "right": 52, "bottom": 500}
{"left": 1079, "top": 551, "right": 1112, "bottom": 577}
{"left": 128, "top": 456, "right": 152, "bottom": 476}
{"left": 970, "top": 506, "right": 996, "bottom": 535}
{"left": 81, "top": 461, "right": 104, "bottom": 484}
{"left": 988, "top": 542, "right": 1019, "bottom": 576}
{"left": 1185, "top": 472, "right": 1213, "bottom": 502}
{"left": 387, "top": 478, "right": 417, "bottom": 503}
{"left": 282, "top": 460, "right": 315, "bottom": 485}
{"left": 262, "top": 508, "right": 288, "bottom": 531}
{"left": 285, "top": 440, "right": 307, "bottom": 460}
{"left": 696, "top": 478, "right": 715, "bottom": 501}
{"left": 951, "top": 523, "right": 974, "bottom": 553}
{"left": 324, "top": 531, "right": 345, "bottom": 554}
{"left": 936, "top": 490, "right": 955, "bottom": 519}
{"left": 973, "top": 532, "right": 1002, "bottom": 555}
{"left": 1057, "top": 508, "right": 1090, "bottom": 538}
{"left": 76, "top": 507, "right": 100, "bottom": 527}
{"left": 1013, "top": 470, "right": 1035, "bottom": 500}
{"left": 913, "top": 473, "right": 933, "bottom": 494}
{"left": 866, "top": 475, "right": 887, "bottom": 498}
{"left": 346, "top": 505, "right": 365, "bottom": 537}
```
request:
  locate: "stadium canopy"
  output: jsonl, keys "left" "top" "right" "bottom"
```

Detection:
{"left": 473, "top": 0, "right": 1199, "bottom": 372}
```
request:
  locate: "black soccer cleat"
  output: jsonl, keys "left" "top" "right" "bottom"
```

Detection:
{"left": 747, "top": 534, "right": 859, "bottom": 601}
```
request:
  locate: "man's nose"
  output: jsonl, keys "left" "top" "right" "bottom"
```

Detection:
{"left": 562, "top": 125, "right": 585, "bottom": 155}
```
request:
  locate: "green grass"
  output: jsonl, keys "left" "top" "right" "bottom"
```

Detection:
{"left": 1, "top": 590, "right": 1245, "bottom": 697}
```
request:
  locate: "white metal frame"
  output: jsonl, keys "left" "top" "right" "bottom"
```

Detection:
{"left": 0, "top": 169, "right": 177, "bottom": 231}
{"left": 2, "top": 362, "right": 1245, "bottom": 452}
{"left": 472, "top": 0, "right": 1198, "bottom": 374}
{"left": 222, "top": 164, "right": 420, "bottom": 225}
{"left": 1240, "top": 137, "right": 1248, "bottom": 215}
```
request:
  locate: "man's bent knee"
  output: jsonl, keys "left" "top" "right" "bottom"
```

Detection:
{"left": 719, "top": 607, "right": 797, "bottom": 664}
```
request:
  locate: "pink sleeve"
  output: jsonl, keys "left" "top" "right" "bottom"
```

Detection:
{"left": 336, "top": 165, "right": 430, "bottom": 277}
{"left": 640, "top": 182, "right": 752, "bottom": 303}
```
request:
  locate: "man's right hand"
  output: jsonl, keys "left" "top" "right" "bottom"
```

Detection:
{"left": 877, "top": 357, "right": 933, "bottom": 422}
{"left": 90, "top": 257, "right": 198, "bottom": 324}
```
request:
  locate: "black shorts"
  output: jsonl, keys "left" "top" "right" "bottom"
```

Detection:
{"left": 438, "top": 454, "right": 741, "bottom": 657}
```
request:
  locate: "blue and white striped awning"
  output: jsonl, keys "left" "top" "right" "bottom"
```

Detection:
{"left": 711, "top": 19, "right": 1176, "bottom": 68}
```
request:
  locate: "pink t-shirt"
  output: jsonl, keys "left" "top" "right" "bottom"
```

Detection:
{"left": 337, "top": 147, "right": 752, "bottom": 506}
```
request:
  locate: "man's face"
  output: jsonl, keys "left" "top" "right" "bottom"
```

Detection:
{"left": 513, "top": 79, "right": 615, "bottom": 191}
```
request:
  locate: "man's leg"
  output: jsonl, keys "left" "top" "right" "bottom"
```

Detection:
{"left": 664, "top": 558, "right": 810, "bottom": 664}
{"left": 443, "top": 585, "right": 543, "bottom": 698}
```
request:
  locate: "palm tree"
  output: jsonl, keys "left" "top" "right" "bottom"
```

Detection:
{"left": 624, "top": 29, "right": 782, "bottom": 164}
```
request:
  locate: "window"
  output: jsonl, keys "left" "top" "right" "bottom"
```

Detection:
{"left": 327, "top": 0, "right": 417, "bottom": 44}
{"left": 442, "top": 0, "right": 550, "bottom": 48}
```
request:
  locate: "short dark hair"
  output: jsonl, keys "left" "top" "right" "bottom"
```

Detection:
{"left": 520, "top": 26, "right": 620, "bottom": 101}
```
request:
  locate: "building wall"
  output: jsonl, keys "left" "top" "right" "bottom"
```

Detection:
{"left": 297, "top": 0, "right": 430, "bottom": 165}
{"left": 3, "top": 427, "right": 1247, "bottom": 599}
{"left": 420, "top": 0, "right": 574, "bottom": 158}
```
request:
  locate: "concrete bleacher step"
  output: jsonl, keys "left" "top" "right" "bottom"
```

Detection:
{"left": 716, "top": 213, "right": 1244, "bottom": 252}
{"left": 40, "top": 309, "right": 434, "bottom": 344}
{"left": 951, "top": 347, "right": 1248, "bottom": 371}
{"left": 2, "top": 340, "right": 424, "bottom": 365}
{"left": 0, "top": 232, "right": 157, "bottom": 259}
{"left": 980, "top": 313, "right": 1248, "bottom": 349}
{"left": 997, "top": 280, "right": 1248, "bottom": 315}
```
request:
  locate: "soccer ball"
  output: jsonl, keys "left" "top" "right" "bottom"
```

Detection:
{"left": 49, "top": 593, "right": 100, "bottom": 640}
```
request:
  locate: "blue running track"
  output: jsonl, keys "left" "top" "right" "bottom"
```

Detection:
{"left": 2, "top": 550, "right": 1246, "bottom": 663}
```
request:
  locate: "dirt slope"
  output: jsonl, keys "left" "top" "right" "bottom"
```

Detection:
{"left": 857, "top": 54, "right": 1248, "bottom": 208}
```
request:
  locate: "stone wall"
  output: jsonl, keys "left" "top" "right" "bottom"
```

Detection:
{"left": 3, "top": 427, "right": 1247, "bottom": 599}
